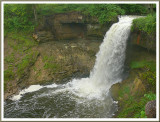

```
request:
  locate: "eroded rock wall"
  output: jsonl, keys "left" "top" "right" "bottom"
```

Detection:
{"left": 129, "top": 29, "right": 156, "bottom": 52}
{"left": 33, "top": 12, "right": 117, "bottom": 42}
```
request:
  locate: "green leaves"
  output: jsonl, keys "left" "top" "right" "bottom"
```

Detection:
{"left": 132, "top": 14, "right": 156, "bottom": 34}
{"left": 120, "top": 4, "right": 149, "bottom": 15}
{"left": 144, "top": 92, "right": 156, "bottom": 101}
{"left": 85, "top": 4, "right": 124, "bottom": 24}
{"left": 4, "top": 4, "right": 35, "bottom": 32}
{"left": 140, "top": 111, "right": 147, "bottom": 118}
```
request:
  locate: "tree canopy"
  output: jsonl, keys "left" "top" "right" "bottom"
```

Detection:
{"left": 4, "top": 4, "right": 155, "bottom": 33}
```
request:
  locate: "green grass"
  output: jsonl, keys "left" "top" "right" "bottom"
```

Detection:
{"left": 7, "top": 32, "right": 38, "bottom": 52}
{"left": 130, "top": 60, "right": 156, "bottom": 72}
{"left": 42, "top": 55, "right": 60, "bottom": 73}
{"left": 16, "top": 51, "right": 39, "bottom": 78}
{"left": 4, "top": 53, "right": 15, "bottom": 63}
{"left": 118, "top": 86, "right": 130, "bottom": 98}
{"left": 4, "top": 68, "right": 15, "bottom": 81}
{"left": 117, "top": 92, "right": 156, "bottom": 118}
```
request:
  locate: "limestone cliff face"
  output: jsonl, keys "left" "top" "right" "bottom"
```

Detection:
{"left": 129, "top": 28, "right": 156, "bottom": 52}
{"left": 33, "top": 12, "right": 117, "bottom": 42}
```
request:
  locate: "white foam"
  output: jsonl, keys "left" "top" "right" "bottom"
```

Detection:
{"left": 11, "top": 85, "right": 43, "bottom": 101}
{"left": 45, "top": 83, "right": 58, "bottom": 88}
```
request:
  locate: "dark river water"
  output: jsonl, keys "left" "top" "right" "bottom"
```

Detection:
{"left": 4, "top": 83, "right": 118, "bottom": 118}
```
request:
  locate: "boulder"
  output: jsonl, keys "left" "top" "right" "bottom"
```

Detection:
{"left": 145, "top": 100, "right": 156, "bottom": 118}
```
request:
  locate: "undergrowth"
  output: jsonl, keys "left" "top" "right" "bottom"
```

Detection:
{"left": 117, "top": 92, "right": 156, "bottom": 118}
{"left": 132, "top": 14, "right": 156, "bottom": 34}
{"left": 4, "top": 32, "right": 39, "bottom": 91}
{"left": 117, "top": 60, "right": 156, "bottom": 118}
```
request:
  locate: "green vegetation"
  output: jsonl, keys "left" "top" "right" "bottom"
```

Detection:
{"left": 117, "top": 60, "right": 156, "bottom": 118}
{"left": 130, "top": 60, "right": 156, "bottom": 89}
{"left": 132, "top": 14, "right": 156, "bottom": 34}
{"left": 117, "top": 91, "right": 156, "bottom": 118}
{"left": 130, "top": 60, "right": 156, "bottom": 71}
{"left": 16, "top": 51, "right": 39, "bottom": 78}
{"left": 37, "top": 4, "right": 152, "bottom": 24}
{"left": 4, "top": 4, "right": 155, "bottom": 34}
{"left": 4, "top": 53, "right": 15, "bottom": 63}
{"left": 42, "top": 55, "right": 60, "bottom": 73}
{"left": 4, "top": 31, "right": 39, "bottom": 92}
{"left": 75, "top": 4, "right": 125, "bottom": 23}
{"left": 7, "top": 32, "right": 37, "bottom": 51}
{"left": 116, "top": 60, "right": 156, "bottom": 118}
{"left": 4, "top": 68, "right": 15, "bottom": 81}
{"left": 119, "top": 4, "right": 148, "bottom": 15}
{"left": 4, "top": 4, "right": 35, "bottom": 33}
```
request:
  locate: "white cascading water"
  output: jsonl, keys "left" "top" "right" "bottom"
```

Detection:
{"left": 7, "top": 16, "right": 138, "bottom": 118}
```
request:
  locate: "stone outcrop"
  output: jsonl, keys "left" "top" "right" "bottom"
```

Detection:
{"left": 33, "top": 12, "right": 117, "bottom": 42}
{"left": 145, "top": 100, "right": 156, "bottom": 118}
{"left": 129, "top": 29, "right": 156, "bottom": 52}
{"left": 33, "top": 31, "right": 55, "bottom": 43}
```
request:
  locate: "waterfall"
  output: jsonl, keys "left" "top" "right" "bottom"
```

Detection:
{"left": 6, "top": 16, "right": 137, "bottom": 118}
{"left": 64, "top": 16, "right": 136, "bottom": 99}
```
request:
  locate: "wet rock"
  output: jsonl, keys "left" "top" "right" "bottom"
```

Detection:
{"left": 110, "top": 83, "right": 121, "bottom": 101}
{"left": 145, "top": 100, "right": 156, "bottom": 118}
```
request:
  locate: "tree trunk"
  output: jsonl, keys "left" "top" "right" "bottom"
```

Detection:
{"left": 32, "top": 5, "right": 37, "bottom": 23}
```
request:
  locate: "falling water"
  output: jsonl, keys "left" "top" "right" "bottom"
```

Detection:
{"left": 4, "top": 16, "right": 137, "bottom": 118}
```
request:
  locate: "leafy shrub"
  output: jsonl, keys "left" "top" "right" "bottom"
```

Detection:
{"left": 118, "top": 92, "right": 156, "bottom": 118}
{"left": 132, "top": 14, "right": 156, "bottom": 34}
{"left": 4, "top": 4, "right": 35, "bottom": 32}
{"left": 76, "top": 4, "right": 125, "bottom": 24}
{"left": 119, "top": 4, "right": 149, "bottom": 15}
{"left": 134, "top": 92, "right": 156, "bottom": 118}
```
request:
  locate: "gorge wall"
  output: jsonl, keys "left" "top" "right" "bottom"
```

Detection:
{"left": 33, "top": 12, "right": 117, "bottom": 42}
{"left": 33, "top": 12, "right": 156, "bottom": 52}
